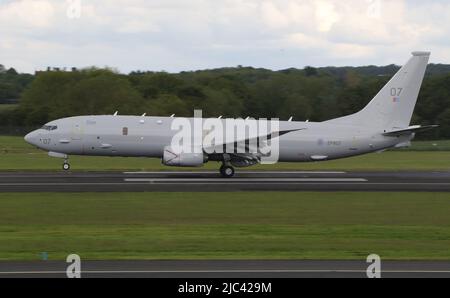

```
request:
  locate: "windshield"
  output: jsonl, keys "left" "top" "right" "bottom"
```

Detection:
{"left": 41, "top": 125, "right": 58, "bottom": 131}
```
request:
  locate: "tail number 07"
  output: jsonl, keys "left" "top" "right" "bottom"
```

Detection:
{"left": 390, "top": 88, "right": 403, "bottom": 96}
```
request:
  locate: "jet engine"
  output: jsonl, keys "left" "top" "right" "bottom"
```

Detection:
{"left": 162, "top": 146, "right": 206, "bottom": 167}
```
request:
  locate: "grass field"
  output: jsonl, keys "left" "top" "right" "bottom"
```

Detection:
{"left": 0, "top": 136, "right": 449, "bottom": 171}
{"left": 1, "top": 191, "right": 450, "bottom": 260}
{"left": 402, "top": 139, "right": 450, "bottom": 151}
{"left": 1, "top": 136, "right": 448, "bottom": 262}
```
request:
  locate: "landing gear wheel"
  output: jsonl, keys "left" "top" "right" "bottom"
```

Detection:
{"left": 220, "top": 165, "right": 235, "bottom": 178}
{"left": 62, "top": 162, "right": 70, "bottom": 171}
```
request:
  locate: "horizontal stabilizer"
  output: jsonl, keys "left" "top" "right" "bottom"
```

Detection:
{"left": 383, "top": 125, "right": 438, "bottom": 136}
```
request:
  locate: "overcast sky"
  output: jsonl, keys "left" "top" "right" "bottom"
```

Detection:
{"left": 1, "top": 0, "right": 450, "bottom": 73}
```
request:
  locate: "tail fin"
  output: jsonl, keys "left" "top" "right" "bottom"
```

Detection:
{"left": 327, "top": 51, "right": 430, "bottom": 130}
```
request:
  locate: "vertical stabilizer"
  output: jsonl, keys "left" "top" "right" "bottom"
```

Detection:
{"left": 327, "top": 52, "right": 430, "bottom": 129}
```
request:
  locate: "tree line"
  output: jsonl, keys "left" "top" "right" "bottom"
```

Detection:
{"left": 0, "top": 63, "right": 449, "bottom": 139}
{"left": 0, "top": 65, "right": 33, "bottom": 102}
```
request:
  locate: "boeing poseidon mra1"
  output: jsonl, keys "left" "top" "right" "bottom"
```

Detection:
{"left": 24, "top": 52, "right": 437, "bottom": 177}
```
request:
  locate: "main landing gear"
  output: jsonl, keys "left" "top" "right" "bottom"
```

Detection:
{"left": 62, "top": 159, "right": 70, "bottom": 171}
{"left": 220, "top": 164, "right": 235, "bottom": 178}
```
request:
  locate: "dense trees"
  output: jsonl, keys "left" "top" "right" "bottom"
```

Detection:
{"left": 0, "top": 64, "right": 449, "bottom": 138}
{"left": 16, "top": 69, "right": 143, "bottom": 125}
{"left": 414, "top": 74, "right": 450, "bottom": 139}
{"left": 0, "top": 66, "right": 33, "bottom": 102}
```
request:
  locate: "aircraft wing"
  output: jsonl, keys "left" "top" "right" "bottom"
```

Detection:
{"left": 203, "top": 128, "right": 305, "bottom": 153}
{"left": 383, "top": 125, "right": 438, "bottom": 136}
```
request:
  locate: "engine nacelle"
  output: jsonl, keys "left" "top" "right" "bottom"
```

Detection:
{"left": 162, "top": 146, "right": 206, "bottom": 167}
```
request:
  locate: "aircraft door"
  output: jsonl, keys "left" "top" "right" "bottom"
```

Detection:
{"left": 70, "top": 121, "right": 84, "bottom": 153}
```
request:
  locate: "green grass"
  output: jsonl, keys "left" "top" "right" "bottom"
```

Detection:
{"left": 1, "top": 192, "right": 450, "bottom": 260}
{"left": 402, "top": 140, "right": 450, "bottom": 151}
{"left": 0, "top": 136, "right": 449, "bottom": 171}
{"left": 0, "top": 104, "right": 18, "bottom": 112}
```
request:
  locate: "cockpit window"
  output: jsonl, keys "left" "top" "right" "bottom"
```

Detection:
{"left": 41, "top": 125, "right": 58, "bottom": 131}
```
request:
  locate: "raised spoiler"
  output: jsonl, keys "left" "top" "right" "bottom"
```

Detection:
{"left": 383, "top": 125, "right": 438, "bottom": 136}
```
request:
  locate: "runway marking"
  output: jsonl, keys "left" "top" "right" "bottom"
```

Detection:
{"left": 3, "top": 182, "right": 450, "bottom": 186}
{"left": 1, "top": 269, "right": 450, "bottom": 275}
{"left": 123, "top": 171, "right": 349, "bottom": 175}
{"left": 123, "top": 178, "right": 368, "bottom": 182}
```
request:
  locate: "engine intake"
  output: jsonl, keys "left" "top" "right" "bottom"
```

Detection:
{"left": 162, "top": 146, "right": 206, "bottom": 167}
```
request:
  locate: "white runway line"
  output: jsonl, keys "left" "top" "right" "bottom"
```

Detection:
{"left": 124, "top": 178, "right": 367, "bottom": 182}
{"left": 123, "top": 171, "right": 347, "bottom": 174}
{"left": 3, "top": 182, "right": 450, "bottom": 187}
{"left": 3, "top": 182, "right": 450, "bottom": 186}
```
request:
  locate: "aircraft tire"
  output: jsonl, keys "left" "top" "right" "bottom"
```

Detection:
{"left": 220, "top": 165, "right": 235, "bottom": 178}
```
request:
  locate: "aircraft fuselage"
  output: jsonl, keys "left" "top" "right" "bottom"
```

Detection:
{"left": 25, "top": 115, "right": 411, "bottom": 162}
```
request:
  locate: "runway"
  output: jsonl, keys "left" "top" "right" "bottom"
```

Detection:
{"left": 0, "top": 170, "right": 449, "bottom": 192}
{"left": 1, "top": 260, "right": 450, "bottom": 278}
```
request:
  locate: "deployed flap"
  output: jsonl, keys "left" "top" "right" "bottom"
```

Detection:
{"left": 383, "top": 125, "right": 438, "bottom": 136}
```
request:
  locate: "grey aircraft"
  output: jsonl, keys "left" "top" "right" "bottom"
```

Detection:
{"left": 24, "top": 52, "right": 437, "bottom": 177}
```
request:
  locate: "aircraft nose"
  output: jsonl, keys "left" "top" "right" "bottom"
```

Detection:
{"left": 24, "top": 131, "right": 39, "bottom": 146}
